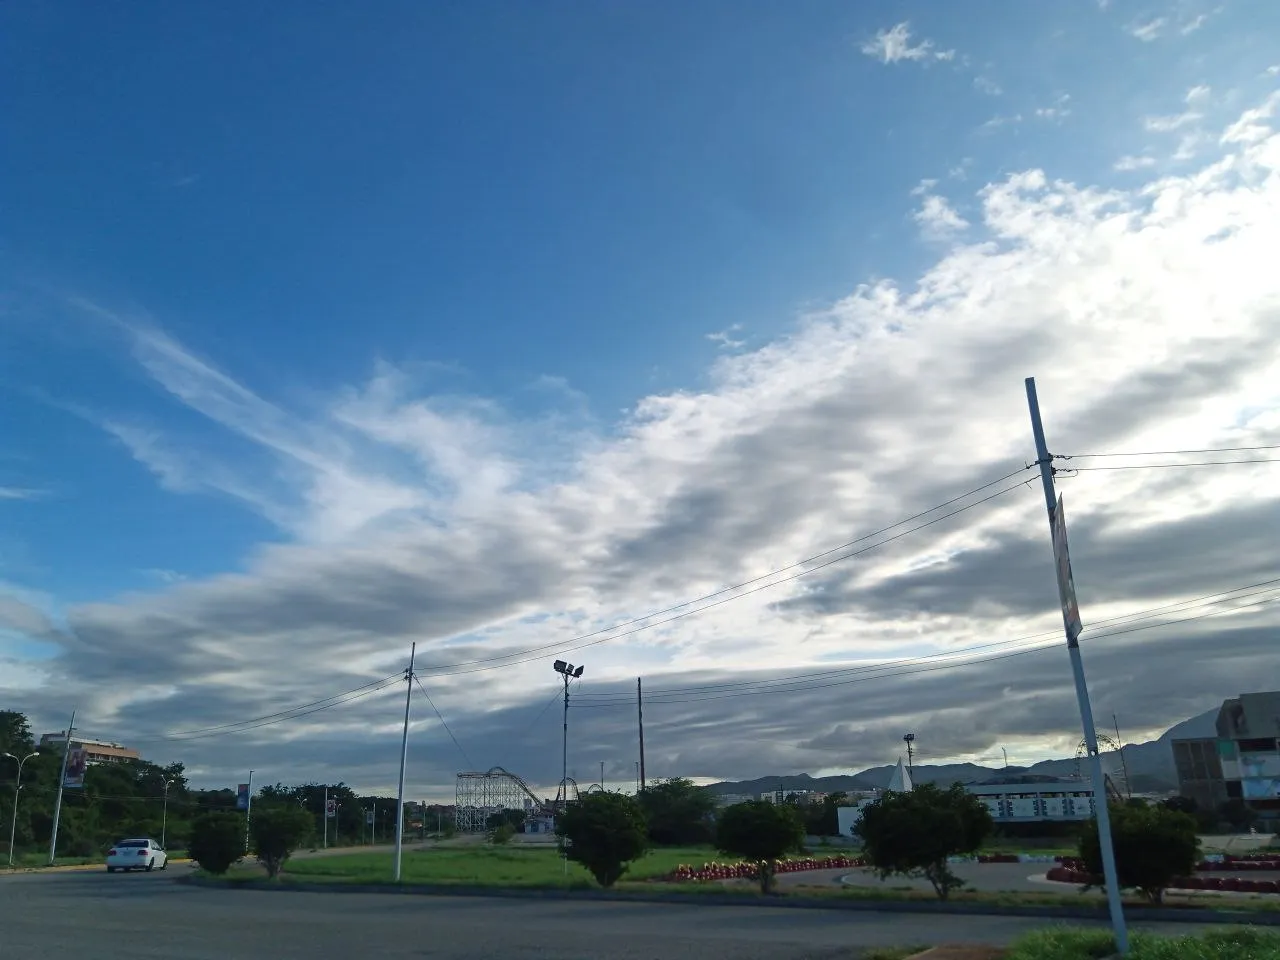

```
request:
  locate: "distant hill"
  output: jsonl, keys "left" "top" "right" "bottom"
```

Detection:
{"left": 702, "top": 707, "right": 1218, "bottom": 797}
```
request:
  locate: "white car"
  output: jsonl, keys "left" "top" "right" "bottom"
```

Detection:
{"left": 106, "top": 838, "right": 168, "bottom": 873}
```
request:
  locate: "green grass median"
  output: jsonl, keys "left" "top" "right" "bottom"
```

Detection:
{"left": 1007, "top": 926, "right": 1280, "bottom": 959}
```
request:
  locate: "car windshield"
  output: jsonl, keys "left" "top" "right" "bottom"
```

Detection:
{"left": 116, "top": 840, "right": 148, "bottom": 848}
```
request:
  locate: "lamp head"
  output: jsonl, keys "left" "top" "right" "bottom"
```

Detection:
{"left": 553, "top": 660, "right": 568, "bottom": 674}
{"left": 573, "top": 665, "right": 584, "bottom": 678}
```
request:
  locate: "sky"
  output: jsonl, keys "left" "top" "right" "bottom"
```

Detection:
{"left": 2, "top": 1, "right": 1279, "bottom": 800}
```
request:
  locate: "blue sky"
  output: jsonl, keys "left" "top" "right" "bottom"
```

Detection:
{"left": 3, "top": 2, "right": 1279, "bottom": 790}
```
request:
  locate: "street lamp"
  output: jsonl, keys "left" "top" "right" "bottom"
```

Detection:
{"left": 552, "top": 660, "right": 584, "bottom": 810}
{"left": 3, "top": 751, "right": 39, "bottom": 868}
{"left": 161, "top": 779, "right": 175, "bottom": 850}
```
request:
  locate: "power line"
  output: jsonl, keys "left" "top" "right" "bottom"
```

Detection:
{"left": 413, "top": 675, "right": 474, "bottom": 769}
{"left": 1062, "top": 459, "right": 1280, "bottom": 472}
{"left": 417, "top": 476, "right": 1036, "bottom": 680}
{"left": 1060, "top": 445, "right": 1280, "bottom": 458}
{"left": 574, "top": 576, "right": 1280, "bottom": 703}
{"left": 575, "top": 588, "right": 1280, "bottom": 709}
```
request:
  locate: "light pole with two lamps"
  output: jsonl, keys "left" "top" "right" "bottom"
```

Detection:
{"left": 3, "top": 751, "right": 39, "bottom": 868}
{"left": 552, "top": 660, "right": 584, "bottom": 810}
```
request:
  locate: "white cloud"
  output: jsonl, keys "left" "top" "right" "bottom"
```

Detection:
{"left": 1129, "top": 17, "right": 1167, "bottom": 41}
{"left": 1222, "top": 92, "right": 1280, "bottom": 145}
{"left": 1114, "top": 155, "right": 1158, "bottom": 171}
{"left": 913, "top": 194, "right": 969, "bottom": 240}
{"left": 706, "top": 325, "right": 746, "bottom": 350}
{"left": 1035, "top": 94, "right": 1072, "bottom": 121}
{"left": 1180, "top": 13, "right": 1208, "bottom": 35}
{"left": 980, "top": 113, "right": 1024, "bottom": 131}
{"left": 860, "top": 22, "right": 956, "bottom": 64}
{"left": 910, "top": 179, "right": 939, "bottom": 196}
{"left": 0, "top": 487, "right": 44, "bottom": 500}
{"left": 9, "top": 96, "right": 1280, "bottom": 793}
{"left": 1267, "top": 65, "right": 1280, "bottom": 77}
{"left": 1144, "top": 86, "right": 1210, "bottom": 136}
{"left": 974, "top": 76, "right": 1003, "bottom": 96}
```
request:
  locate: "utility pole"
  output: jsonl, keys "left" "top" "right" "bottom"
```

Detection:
{"left": 244, "top": 769, "right": 254, "bottom": 854}
{"left": 161, "top": 779, "right": 174, "bottom": 849}
{"left": 47, "top": 710, "right": 75, "bottom": 866}
{"left": 599, "top": 761, "right": 605, "bottom": 792}
{"left": 637, "top": 677, "right": 646, "bottom": 792}
{"left": 393, "top": 642, "right": 417, "bottom": 883}
{"left": 1026, "top": 376, "right": 1129, "bottom": 955}
{"left": 1113, "top": 714, "right": 1133, "bottom": 799}
{"left": 323, "top": 786, "right": 329, "bottom": 849}
{"left": 1002, "top": 748, "right": 1009, "bottom": 769}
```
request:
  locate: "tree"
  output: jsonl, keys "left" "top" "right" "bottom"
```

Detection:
{"left": 556, "top": 793, "right": 650, "bottom": 888}
{"left": 251, "top": 805, "right": 314, "bottom": 879}
{"left": 189, "top": 813, "right": 245, "bottom": 876}
{"left": 0, "top": 710, "right": 35, "bottom": 757}
{"left": 1079, "top": 802, "right": 1199, "bottom": 905}
{"left": 715, "top": 801, "right": 805, "bottom": 894}
{"left": 857, "top": 783, "right": 993, "bottom": 901}
{"left": 637, "top": 778, "right": 717, "bottom": 845}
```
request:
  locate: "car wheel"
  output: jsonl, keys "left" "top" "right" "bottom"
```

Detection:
{"left": 145, "top": 859, "right": 155, "bottom": 872}
{"left": 160, "top": 859, "right": 168, "bottom": 871}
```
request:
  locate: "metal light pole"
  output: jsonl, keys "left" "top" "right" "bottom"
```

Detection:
{"left": 3, "top": 751, "right": 39, "bottom": 868}
{"left": 244, "top": 769, "right": 254, "bottom": 855}
{"left": 903, "top": 733, "right": 916, "bottom": 775}
{"left": 552, "top": 660, "right": 584, "bottom": 809}
{"left": 393, "top": 642, "right": 417, "bottom": 883}
{"left": 48, "top": 710, "right": 75, "bottom": 866}
{"left": 161, "top": 779, "right": 175, "bottom": 849}
{"left": 1026, "top": 376, "right": 1129, "bottom": 955}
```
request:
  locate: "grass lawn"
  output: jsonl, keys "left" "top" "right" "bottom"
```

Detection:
{"left": 283, "top": 844, "right": 713, "bottom": 887}
{"left": 1006, "top": 926, "right": 1280, "bottom": 960}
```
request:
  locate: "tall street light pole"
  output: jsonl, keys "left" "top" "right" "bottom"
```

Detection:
{"left": 3, "top": 751, "right": 39, "bottom": 868}
{"left": 552, "top": 660, "right": 584, "bottom": 810}
{"left": 161, "top": 779, "right": 175, "bottom": 850}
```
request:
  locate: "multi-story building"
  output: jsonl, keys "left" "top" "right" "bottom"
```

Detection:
{"left": 1173, "top": 691, "right": 1280, "bottom": 830}
{"left": 964, "top": 776, "right": 1098, "bottom": 822}
{"left": 38, "top": 732, "right": 140, "bottom": 765}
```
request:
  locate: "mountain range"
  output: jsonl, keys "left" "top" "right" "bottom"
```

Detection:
{"left": 703, "top": 708, "right": 1218, "bottom": 798}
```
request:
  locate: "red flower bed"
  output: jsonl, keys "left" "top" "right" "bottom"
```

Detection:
{"left": 666, "top": 854, "right": 865, "bottom": 882}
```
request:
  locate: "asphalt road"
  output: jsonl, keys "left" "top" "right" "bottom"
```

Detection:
{"left": 0, "top": 867, "right": 1229, "bottom": 960}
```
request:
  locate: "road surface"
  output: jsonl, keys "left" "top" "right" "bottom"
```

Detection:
{"left": 0, "top": 865, "right": 1228, "bottom": 960}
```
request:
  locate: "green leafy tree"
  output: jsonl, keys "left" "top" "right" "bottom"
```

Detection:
{"left": 488, "top": 822, "right": 515, "bottom": 845}
{"left": 1080, "top": 802, "right": 1200, "bottom": 905}
{"left": 251, "top": 805, "right": 314, "bottom": 879}
{"left": 189, "top": 812, "right": 245, "bottom": 876}
{"left": 715, "top": 801, "right": 805, "bottom": 894}
{"left": 857, "top": 783, "right": 993, "bottom": 901}
{"left": 0, "top": 710, "right": 35, "bottom": 756}
{"left": 556, "top": 792, "right": 650, "bottom": 888}
{"left": 637, "top": 777, "right": 717, "bottom": 845}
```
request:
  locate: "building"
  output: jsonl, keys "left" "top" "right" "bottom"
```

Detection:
{"left": 964, "top": 776, "right": 1097, "bottom": 822}
{"left": 38, "top": 732, "right": 140, "bottom": 765}
{"left": 1173, "top": 690, "right": 1280, "bottom": 830}
{"left": 713, "top": 793, "right": 756, "bottom": 808}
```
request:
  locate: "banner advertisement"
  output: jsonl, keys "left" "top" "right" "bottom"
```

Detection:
{"left": 236, "top": 783, "right": 250, "bottom": 810}
{"left": 326, "top": 799, "right": 338, "bottom": 819}
{"left": 366, "top": 809, "right": 375, "bottom": 825}
{"left": 1051, "top": 495, "right": 1083, "bottom": 641}
{"left": 63, "top": 747, "right": 88, "bottom": 788}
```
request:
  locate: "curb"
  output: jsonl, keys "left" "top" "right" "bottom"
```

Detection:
{"left": 3, "top": 858, "right": 192, "bottom": 876}
{"left": 174, "top": 875, "right": 1280, "bottom": 925}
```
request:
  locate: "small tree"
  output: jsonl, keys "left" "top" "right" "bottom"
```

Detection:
{"left": 188, "top": 812, "right": 245, "bottom": 876}
{"left": 488, "top": 822, "right": 515, "bottom": 845}
{"left": 857, "top": 783, "right": 993, "bottom": 901}
{"left": 556, "top": 792, "right": 650, "bottom": 888}
{"left": 715, "top": 801, "right": 805, "bottom": 894}
{"left": 1080, "top": 802, "right": 1199, "bottom": 904}
{"left": 251, "top": 806, "right": 314, "bottom": 879}
{"left": 637, "top": 778, "right": 717, "bottom": 845}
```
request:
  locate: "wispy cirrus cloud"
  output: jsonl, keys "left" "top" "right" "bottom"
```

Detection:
{"left": 0, "top": 487, "right": 45, "bottom": 501}
{"left": 860, "top": 22, "right": 956, "bottom": 65}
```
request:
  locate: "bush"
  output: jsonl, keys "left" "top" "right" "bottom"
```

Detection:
{"left": 487, "top": 822, "right": 515, "bottom": 845}
{"left": 188, "top": 813, "right": 245, "bottom": 876}
{"left": 1079, "top": 802, "right": 1199, "bottom": 905}
{"left": 251, "top": 805, "right": 314, "bottom": 879}
{"left": 555, "top": 792, "right": 650, "bottom": 888}
{"left": 857, "top": 782, "right": 993, "bottom": 901}
{"left": 1006, "top": 925, "right": 1280, "bottom": 960}
{"left": 715, "top": 801, "right": 805, "bottom": 894}
{"left": 637, "top": 778, "right": 716, "bottom": 846}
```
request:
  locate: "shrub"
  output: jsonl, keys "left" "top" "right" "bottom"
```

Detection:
{"left": 188, "top": 813, "right": 245, "bottom": 876}
{"left": 637, "top": 778, "right": 716, "bottom": 846}
{"left": 1079, "top": 802, "right": 1199, "bottom": 905}
{"left": 857, "top": 782, "right": 993, "bottom": 901}
{"left": 555, "top": 792, "right": 650, "bottom": 888}
{"left": 715, "top": 801, "right": 805, "bottom": 894}
{"left": 250, "top": 805, "right": 314, "bottom": 879}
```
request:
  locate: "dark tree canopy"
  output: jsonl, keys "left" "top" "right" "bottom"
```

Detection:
{"left": 1080, "top": 802, "right": 1200, "bottom": 904}
{"left": 556, "top": 792, "right": 651, "bottom": 888}
{"left": 637, "top": 777, "right": 717, "bottom": 845}
{"left": 857, "top": 783, "right": 993, "bottom": 901}
{"left": 715, "top": 801, "right": 805, "bottom": 894}
{"left": 189, "top": 813, "right": 245, "bottom": 876}
{"left": 251, "top": 805, "right": 314, "bottom": 879}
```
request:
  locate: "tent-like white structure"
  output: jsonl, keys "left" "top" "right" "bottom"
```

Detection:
{"left": 886, "top": 757, "right": 913, "bottom": 792}
{"left": 836, "top": 756, "right": 914, "bottom": 837}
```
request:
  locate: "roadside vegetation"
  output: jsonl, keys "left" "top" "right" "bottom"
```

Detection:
{"left": 1006, "top": 926, "right": 1280, "bottom": 960}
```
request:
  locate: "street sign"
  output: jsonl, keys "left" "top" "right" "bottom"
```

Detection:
{"left": 366, "top": 809, "right": 375, "bottom": 825}
{"left": 236, "top": 783, "right": 250, "bottom": 810}
{"left": 1051, "top": 494, "right": 1083, "bottom": 642}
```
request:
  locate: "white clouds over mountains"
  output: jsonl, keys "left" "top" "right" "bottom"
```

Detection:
{"left": 5, "top": 96, "right": 1280, "bottom": 795}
